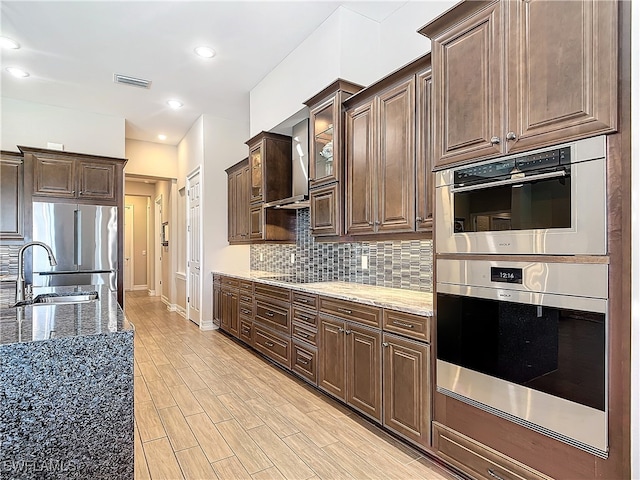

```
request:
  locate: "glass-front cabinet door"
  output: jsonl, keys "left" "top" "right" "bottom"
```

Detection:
{"left": 310, "top": 100, "right": 337, "bottom": 187}
{"left": 250, "top": 143, "right": 263, "bottom": 203}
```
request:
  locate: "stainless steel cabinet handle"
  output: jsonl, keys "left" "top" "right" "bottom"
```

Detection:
{"left": 382, "top": 342, "right": 389, "bottom": 347}
{"left": 416, "top": 217, "right": 424, "bottom": 223}
{"left": 241, "top": 309, "right": 251, "bottom": 315}
{"left": 298, "top": 332, "right": 309, "bottom": 338}
{"left": 338, "top": 327, "right": 345, "bottom": 333}
{"left": 298, "top": 298, "right": 309, "bottom": 303}
{"left": 506, "top": 131, "right": 517, "bottom": 141}
{"left": 265, "top": 311, "right": 274, "bottom": 317}
{"left": 374, "top": 221, "right": 381, "bottom": 226}
{"left": 299, "top": 315, "right": 310, "bottom": 321}
{"left": 338, "top": 308, "right": 352, "bottom": 314}
{"left": 298, "top": 358, "right": 309, "bottom": 365}
{"left": 241, "top": 296, "right": 251, "bottom": 302}
{"left": 265, "top": 341, "right": 274, "bottom": 347}
{"left": 487, "top": 469, "right": 505, "bottom": 480}
{"left": 368, "top": 222, "right": 374, "bottom": 226}
{"left": 392, "top": 321, "right": 414, "bottom": 328}
{"left": 345, "top": 330, "right": 352, "bottom": 335}
{"left": 490, "top": 136, "right": 501, "bottom": 145}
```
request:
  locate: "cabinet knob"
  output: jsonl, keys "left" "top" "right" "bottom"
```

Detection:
{"left": 506, "top": 131, "right": 517, "bottom": 141}
{"left": 338, "top": 327, "right": 345, "bottom": 333}
{"left": 490, "top": 136, "right": 501, "bottom": 145}
{"left": 487, "top": 469, "right": 506, "bottom": 480}
{"left": 374, "top": 221, "right": 381, "bottom": 226}
{"left": 368, "top": 222, "right": 374, "bottom": 226}
{"left": 345, "top": 330, "right": 352, "bottom": 335}
{"left": 382, "top": 342, "right": 389, "bottom": 347}
{"left": 416, "top": 217, "right": 424, "bottom": 223}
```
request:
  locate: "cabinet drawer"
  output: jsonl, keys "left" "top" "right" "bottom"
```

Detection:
{"left": 255, "top": 283, "right": 291, "bottom": 302}
{"left": 221, "top": 276, "right": 240, "bottom": 288}
{"left": 239, "top": 280, "right": 253, "bottom": 293}
{"left": 239, "top": 292, "right": 253, "bottom": 304}
{"left": 254, "top": 325, "right": 291, "bottom": 369}
{"left": 433, "top": 423, "right": 552, "bottom": 480}
{"left": 383, "top": 310, "right": 430, "bottom": 342}
{"left": 292, "top": 290, "right": 318, "bottom": 309}
{"left": 292, "top": 306, "right": 317, "bottom": 327}
{"left": 319, "top": 297, "right": 382, "bottom": 328}
{"left": 239, "top": 320, "right": 254, "bottom": 346}
{"left": 292, "top": 341, "right": 317, "bottom": 384}
{"left": 292, "top": 322, "right": 317, "bottom": 346}
{"left": 255, "top": 300, "right": 290, "bottom": 333}
{"left": 239, "top": 303, "right": 253, "bottom": 320}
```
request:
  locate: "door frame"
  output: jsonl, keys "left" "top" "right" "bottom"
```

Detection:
{"left": 124, "top": 203, "right": 134, "bottom": 291}
{"left": 154, "top": 195, "right": 163, "bottom": 297}
{"left": 186, "top": 166, "right": 203, "bottom": 327}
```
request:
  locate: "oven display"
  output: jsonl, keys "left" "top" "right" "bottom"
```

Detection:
{"left": 491, "top": 267, "right": 523, "bottom": 284}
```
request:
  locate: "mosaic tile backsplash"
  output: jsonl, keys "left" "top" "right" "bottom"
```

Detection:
{"left": 250, "top": 209, "right": 433, "bottom": 292}
{"left": 0, "top": 245, "right": 20, "bottom": 276}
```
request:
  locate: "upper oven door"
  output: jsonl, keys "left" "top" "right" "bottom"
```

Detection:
{"left": 435, "top": 136, "right": 607, "bottom": 255}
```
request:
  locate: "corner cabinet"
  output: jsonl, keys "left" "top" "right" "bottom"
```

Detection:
{"left": 304, "top": 80, "right": 363, "bottom": 237}
{"left": 226, "top": 158, "right": 250, "bottom": 244}
{"left": 0, "top": 151, "right": 31, "bottom": 243}
{"left": 344, "top": 55, "right": 431, "bottom": 236}
{"left": 420, "top": 0, "right": 618, "bottom": 168}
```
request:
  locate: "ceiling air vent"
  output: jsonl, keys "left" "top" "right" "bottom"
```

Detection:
{"left": 113, "top": 73, "right": 152, "bottom": 89}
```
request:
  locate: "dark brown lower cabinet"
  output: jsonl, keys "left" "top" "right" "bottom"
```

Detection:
{"left": 292, "top": 340, "right": 317, "bottom": 384}
{"left": 220, "top": 288, "right": 238, "bottom": 337}
{"left": 382, "top": 333, "right": 430, "bottom": 448}
{"left": 318, "top": 314, "right": 382, "bottom": 422}
{"left": 239, "top": 319, "right": 254, "bottom": 346}
{"left": 213, "top": 276, "right": 222, "bottom": 328}
{"left": 254, "top": 324, "right": 291, "bottom": 369}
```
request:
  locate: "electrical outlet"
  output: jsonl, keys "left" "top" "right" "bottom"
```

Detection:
{"left": 361, "top": 255, "right": 368, "bottom": 269}
{"left": 290, "top": 253, "right": 296, "bottom": 264}
{"left": 259, "top": 253, "right": 264, "bottom": 261}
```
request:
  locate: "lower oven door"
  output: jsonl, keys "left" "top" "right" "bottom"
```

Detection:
{"left": 436, "top": 279, "right": 608, "bottom": 457}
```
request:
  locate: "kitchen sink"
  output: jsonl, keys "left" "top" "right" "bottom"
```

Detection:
{"left": 31, "top": 291, "right": 99, "bottom": 305}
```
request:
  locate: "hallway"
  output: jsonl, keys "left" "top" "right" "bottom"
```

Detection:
{"left": 127, "top": 291, "right": 456, "bottom": 479}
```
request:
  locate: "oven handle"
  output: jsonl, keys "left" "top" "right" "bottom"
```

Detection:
{"left": 451, "top": 169, "right": 566, "bottom": 193}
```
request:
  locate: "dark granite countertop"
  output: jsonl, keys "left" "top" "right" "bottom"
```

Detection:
{"left": 0, "top": 285, "right": 130, "bottom": 345}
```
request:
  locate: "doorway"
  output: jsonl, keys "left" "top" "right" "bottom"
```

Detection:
{"left": 155, "top": 195, "right": 163, "bottom": 297}
{"left": 186, "top": 168, "right": 202, "bottom": 326}
{"left": 124, "top": 204, "right": 134, "bottom": 291}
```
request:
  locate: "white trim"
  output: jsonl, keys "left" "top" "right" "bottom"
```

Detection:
{"left": 124, "top": 204, "right": 135, "bottom": 291}
{"left": 155, "top": 195, "right": 163, "bottom": 298}
{"left": 175, "top": 304, "right": 187, "bottom": 318}
{"left": 133, "top": 285, "right": 148, "bottom": 291}
{"left": 176, "top": 271, "right": 187, "bottom": 281}
{"left": 147, "top": 289, "right": 156, "bottom": 296}
{"left": 161, "top": 295, "right": 171, "bottom": 308}
{"left": 199, "top": 319, "right": 215, "bottom": 331}
{"left": 186, "top": 166, "right": 203, "bottom": 327}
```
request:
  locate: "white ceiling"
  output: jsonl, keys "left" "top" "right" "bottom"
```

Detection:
{"left": 1, "top": 1, "right": 407, "bottom": 146}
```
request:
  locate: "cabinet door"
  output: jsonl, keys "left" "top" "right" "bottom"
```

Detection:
{"left": 345, "top": 100, "right": 376, "bottom": 235}
{"left": 505, "top": 0, "right": 617, "bottom": 153}
{"left": 309, "top": 183, "right": 341, "bottom": 237}
{"left": 77, "top": 161, "right": 116, "bottom": 201}
{"left": 213, "top": 281, "right": 222, "bottom": 327}
{"left": 249, "top": 143, "right": 263, "bottom": 203}
{"left": 347, "top": 323, "right": 382, "bottom": 422}
{"left": 0, "top": 154, "right": 25, "bottom": 241}
{"left": 431, "top": 0, "right": 503, "bottom": 168}
{"left": 249, "top": 204, "right": 263, "bottom": 240}
{"left": 377, "top": 79, "right": 415, "bottom": 233}
{"left": 383, "top": 334, "right": 430, "bottom": 448}
{"left": 229, "top": 290, "right": 239, "bottom": 337}
{"left": 220, "top": 290, "right": 232, "bottom": 332}
{"left": 238, "top": 165, "right": 250, "bottom": 238}
{"left": 416, "top": 67, "right": 434, "bottom": 233}
{"left": 310, "top": 98, "right": 338, "bottom": 187}
{"left": 318, "top": 315, "right": 346, "bottom": 400}
{"left": 227, "top": 172, "right": 238, "bottom": 242}
{"left": 33, "top": 155, "right": 76, "bottom": 198}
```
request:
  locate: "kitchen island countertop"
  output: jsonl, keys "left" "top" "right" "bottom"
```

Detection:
{"left": 213, "top": 270, "right": 433, "bottom": 316}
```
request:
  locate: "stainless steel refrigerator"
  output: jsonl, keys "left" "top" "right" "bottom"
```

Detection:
{"left": 32, "top": 201, "right": 118, "bottom": 290}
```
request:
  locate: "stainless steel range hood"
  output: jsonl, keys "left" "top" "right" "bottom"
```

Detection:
{"left": 264, "top": 118, "right": 309, "bottom": 209}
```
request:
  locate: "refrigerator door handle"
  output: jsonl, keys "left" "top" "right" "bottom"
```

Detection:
{"left": 74, "top": 209, "right": 82, "bottom": 266}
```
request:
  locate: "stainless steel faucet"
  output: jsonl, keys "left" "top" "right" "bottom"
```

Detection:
{"left": 16, "top": 241, "right": 57, "bottom": 303}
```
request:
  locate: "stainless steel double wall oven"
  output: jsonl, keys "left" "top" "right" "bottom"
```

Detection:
{"left": 434, "top": 136, "right": 609, "bottom": 457}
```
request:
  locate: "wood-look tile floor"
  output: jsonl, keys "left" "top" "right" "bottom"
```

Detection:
{"left": 126, "top": 291, "right": 457, "bottom": 480}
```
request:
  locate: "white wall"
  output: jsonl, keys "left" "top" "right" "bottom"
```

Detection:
{"left": 1, "top": 97, "right": 125, "bottom": 157}
{"left": 201, "top": 114, "right": 251, "bottom": 328}
{"left": 177, "top": 116, "right": 205, "bottom": 191}
{"left": 125, "top": 139, "right": 178, "bottom": 179}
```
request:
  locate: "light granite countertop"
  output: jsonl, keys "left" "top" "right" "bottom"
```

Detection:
{"left": 212, "top": 270, "right": 433, "bottom": 316}
{"left": 0, "top": 284, "right": 131, "bottom": 345}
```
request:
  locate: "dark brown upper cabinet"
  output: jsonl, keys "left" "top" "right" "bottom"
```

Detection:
{"left": 415, "top": 66, "right": 433, "bottom": 233}
{"left": 304, "top": 80, "right": 364, "bottom": 189}
{"left": 245, "top": 132, "right": 292, "bottom": 204}
{"left": 0, "top": 151, "right": 32, "bottom": 243}
{"left": 226, "top": 158, "right": 250, "bottom": 244}
{"left": 344, "top": 55, "right": 430, "bottom": 236}
{"left": 22, "top": 146, "right": 125, "bottom": 204}
{"left": 420, "top": 0, "right": 618, "bottom": 169}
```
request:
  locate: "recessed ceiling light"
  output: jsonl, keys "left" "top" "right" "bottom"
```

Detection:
{"left": 0, "top": 36, "right": 20, "bottom": 49}
{"left": 194, "top": 46, "right": 216, "bottom": 58}
{"left": 167, "top": 99, "right": 183, "bottom": 109}
{"left": 158, "top": 134, "right": 167, "bottom": 141}
{"left": 6, "top": 67, "right": 29, "bottom": 78}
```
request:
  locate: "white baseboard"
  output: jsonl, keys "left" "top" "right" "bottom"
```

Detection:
{"left": 147, "top": 289, "right": 157, "bottom": 296}
{"left": 199, "top": 319, "right": 215, "bottom": 331}
{"left": 161, "top": 295, "right": 172, "bottom": 310}
{"left": 133, "top": 284, "right": 148, "bottom": 291}
{"left": 175, "top": 304, "right": 187, "bottom": 318}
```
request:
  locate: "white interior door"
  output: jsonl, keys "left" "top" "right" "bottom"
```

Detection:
{"left": 187, "top": 169, "right": 202, "bottom": 325}
{"left": 155, "top": 196, "right": 162, "bottom": 296}
{"left": 124, "top": 204, "right": 134, "bottom": 291}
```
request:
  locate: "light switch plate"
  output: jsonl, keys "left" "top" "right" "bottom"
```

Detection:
{"left": 47, "top": 142, "right": 64, "bottom": 151}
